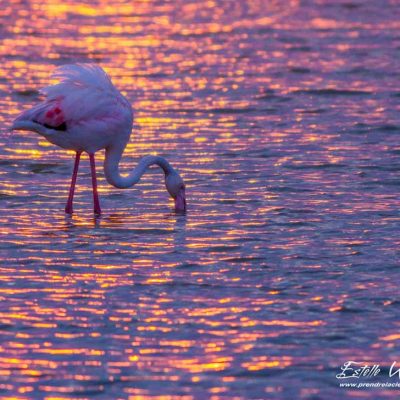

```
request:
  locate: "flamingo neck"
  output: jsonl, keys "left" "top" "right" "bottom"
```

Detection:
{"left": 103, "top": 143, "right": 176, "bottom": 189}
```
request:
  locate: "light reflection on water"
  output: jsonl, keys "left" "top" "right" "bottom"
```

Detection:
{"left": 0, "top": 0, "right": 400, "bottom": 398}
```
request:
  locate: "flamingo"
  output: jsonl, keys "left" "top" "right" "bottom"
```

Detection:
{"left": 11, "top": 63, "right": 186, "bottom": 215}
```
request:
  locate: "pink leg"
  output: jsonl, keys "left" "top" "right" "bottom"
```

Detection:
{"left": 65, "top": 151, "right": 82, "bottom": 214}
{"left": 89, "top": 153, "right": 102, "bottom": 215}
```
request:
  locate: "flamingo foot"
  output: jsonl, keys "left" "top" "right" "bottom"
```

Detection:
{"left": 65, "top": 151, "right": 82, "bottom": 215}
{"left": 89, "top": 153, "right": 102, "bottom": 216}
{"left": 94, "top": 202, "right": 102, "bottom": 216}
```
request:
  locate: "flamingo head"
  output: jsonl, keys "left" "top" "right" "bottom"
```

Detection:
{"left": 165, "top": 172, "right": 186, "bottom": 212}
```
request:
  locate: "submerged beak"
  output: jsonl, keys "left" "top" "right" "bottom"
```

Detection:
{"left": 174, "top": 187, "right": 186, "bottom": 212}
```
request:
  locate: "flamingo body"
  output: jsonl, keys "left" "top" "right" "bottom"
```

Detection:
{"left": 14, "top": 64, "right": 133, "bottom": 153}
{"left": 12, "top": 64, "right": 186, "bottom": 214}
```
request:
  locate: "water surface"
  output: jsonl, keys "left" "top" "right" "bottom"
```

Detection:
{"left": 0, "top": 0, "right": 399, "bottom": 398}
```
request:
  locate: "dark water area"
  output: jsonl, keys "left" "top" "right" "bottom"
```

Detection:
{"left": 0, "top": 0, "right": 399, "bottom": 398}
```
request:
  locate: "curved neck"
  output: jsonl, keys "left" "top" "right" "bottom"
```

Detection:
{"left": 104, "top": 144, "right": 176, "bottom": 189}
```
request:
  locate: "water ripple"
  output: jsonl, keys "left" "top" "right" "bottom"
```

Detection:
{"left": 0, "top": 0, "right": 399, "bottom": 398}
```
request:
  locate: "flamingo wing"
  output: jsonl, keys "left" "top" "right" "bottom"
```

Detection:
{"left": 14, "top": 100, "right": 67, "bottom": 131}
{"left": 14, "top": 64, "right": 131, "bottom": 134}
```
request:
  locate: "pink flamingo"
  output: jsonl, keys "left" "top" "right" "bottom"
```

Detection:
{"left": 11, "top": 64, "right": 186, "bottom": 215}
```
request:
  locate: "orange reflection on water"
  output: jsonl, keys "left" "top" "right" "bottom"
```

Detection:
{"left": 0, "top": 0, "right": 398, "bottom": 398}
{"left": 242, "top": 356, "right": 292, "bottom": 371}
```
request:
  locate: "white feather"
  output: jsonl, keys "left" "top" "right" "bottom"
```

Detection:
{"left": 13, "top": 63, "right": 133, "bottom": 153}
{"left": 40, "top": 63, "right": 129, "bottom": 124}
{"left": 41, "top": 63, "right": 116, "bottom": 98}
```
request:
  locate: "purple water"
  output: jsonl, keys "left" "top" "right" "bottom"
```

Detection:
{"left": 0, "top": 0, "right": 399, "bottom": 398}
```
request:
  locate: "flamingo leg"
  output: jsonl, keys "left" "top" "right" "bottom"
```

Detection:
{"left": 65, "top": 151, "right": 82, "bottom": 214}
{"left": 89, "top": 153, "right": 102, "bottom": 215}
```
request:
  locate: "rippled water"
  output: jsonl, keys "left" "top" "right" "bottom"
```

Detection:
{"left": 0, "top": 1, "right": 399, "bottom": 398}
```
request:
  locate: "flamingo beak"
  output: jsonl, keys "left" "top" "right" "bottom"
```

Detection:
{"left": 174, "top": 187, "right": 186, "bottom": 212}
